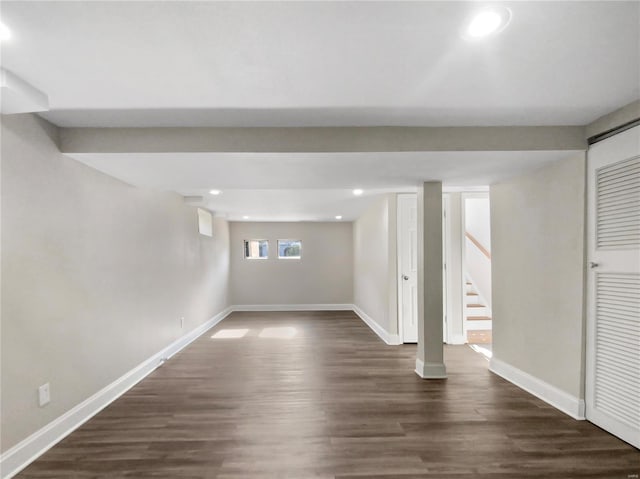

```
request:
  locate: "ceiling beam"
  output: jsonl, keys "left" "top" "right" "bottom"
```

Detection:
{"left": 59, "top": 125, "right": 586, "bottom": 154}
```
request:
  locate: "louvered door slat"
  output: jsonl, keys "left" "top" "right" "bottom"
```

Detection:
{"left": 598, "top": 285, "right": 640, "bottom": 296}
{"left": 597, "top": 210, "right": 640, "bottom": 223}
{"left": 595, "top": 352, "right": 640, "bottom": 379}
{"left": 598, "top": 301, "right": 640, "bottom": 312}
{"left": 596, "top": 334, "right": 640, "bottom": 353}
{"left": 597, "top": 326, "right": 640, "bottom": 345}
{"left": 597, "top": 156, "right": 640, "bottom": 177}
{"left": 597, "top": 156, "right": 640, "bottom": 248}
{"left": 595, "top": 382, "right": 640, "bottom": 412}
{"left": 598, "top": 196, "right": 639, "bottom": 207}
{"left": 594, "top": 364, "right": 639, "bottom": 388}
{"left": 598, "top": 186, "right": 640, "bottom": 201}
{"left": 598, "top": 173, "right": 640, "bottom": 190}
{"left": 596, "top": 230, "right": 640, "bottom": 240}
{"left": 598, "top": 177, "right": 640, "bottom": 192}
{"left": 594, "top": 272, "right": 640, "bottom": 430}
{"left": 598, "top": 202, "right": 639, "bottom": 214}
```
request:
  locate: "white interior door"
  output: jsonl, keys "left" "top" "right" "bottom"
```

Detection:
{"left": 398, "top": 194, "right": 418, "bottom": 343}
{"left": 586, "top": 125, "right": 640, "bottom": 449}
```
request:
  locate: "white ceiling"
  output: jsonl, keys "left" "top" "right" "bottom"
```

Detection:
{"left": 69, "top": 150, "right": 580, "bottom": 221}
{"left": 1, "top": 2, "right": 631, "bottom": 221}
{"left": 1, "top": 1, "right": 638, "bottom": 127}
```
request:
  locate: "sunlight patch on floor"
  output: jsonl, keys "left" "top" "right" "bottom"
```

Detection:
{"left": 211, "top": 329, "right": 249, "bottom": 339}
{"left": 211, "top": 327, "right": 298, "bottom": 339}
{"left": 469, "top": 343, "right": 492, "bottom": 360}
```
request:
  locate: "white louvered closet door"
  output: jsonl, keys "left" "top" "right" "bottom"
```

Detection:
{"left": 586, "top": 125, "right": 640, "bottom": 449}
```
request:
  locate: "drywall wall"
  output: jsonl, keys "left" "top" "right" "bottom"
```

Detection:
{"left": 490, "top": 152, "right": 586, "bottom": 399}
{"left": 353, "top": 194, "right": 398, "bottom": 336}
{"left": 1, "top": 114, "right": 231, "bottom": 452}
{"left": 229, "top": 222, "right": 353, "bottom": 306}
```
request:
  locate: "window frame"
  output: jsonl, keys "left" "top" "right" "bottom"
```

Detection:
{"left": 277, "top": 239, "right": 302, "bottom": 260}
{"left": 243, "top": 239, "right": 269, "bottom": 260}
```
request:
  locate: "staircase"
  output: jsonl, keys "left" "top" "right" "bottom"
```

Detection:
{"left": 465, "top": 280, "right": 492, "bottom": 344}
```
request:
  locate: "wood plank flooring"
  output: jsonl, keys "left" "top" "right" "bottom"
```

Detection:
{"left": 17, "top": 311, "right": 639, "bottom": 478}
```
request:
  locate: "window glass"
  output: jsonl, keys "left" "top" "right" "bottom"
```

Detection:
{"left": 278, "top": 240, "right": 302, "bottom": 259}
{"left": 244, "top": 239, "right": 268, "bottom": 259}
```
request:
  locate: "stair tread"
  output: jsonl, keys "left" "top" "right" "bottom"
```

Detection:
{"left": 466, "top": 292, "right": 479, "bottom": 296}
{"left": 467, "top": 315, "right": 492, "bottom": 321}
{"left": 467, "top": 303, "right": 486, "bottom": 308}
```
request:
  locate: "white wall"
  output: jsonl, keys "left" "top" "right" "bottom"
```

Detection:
{"left": 490, "top": 152, "right": 586, "bottom": 399}
{"left": 1, "top": 114, "right": 231, "bottom": 452}
{"left": 353, "top": 194, "right": 398, "bottom": 336}
{"left": 229, "top": 222, "right": 353, "bottom": 306}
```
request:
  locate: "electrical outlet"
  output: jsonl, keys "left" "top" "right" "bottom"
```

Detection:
{"left": 180, "top": 317, "right": 184, "bottom": 329}
{"left": 38, "top": 383, "right": 50, "bottom": 407}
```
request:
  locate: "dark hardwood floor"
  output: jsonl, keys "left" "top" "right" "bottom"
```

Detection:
{"left": 18, "top": 311, "right": 639, "bottom": 478}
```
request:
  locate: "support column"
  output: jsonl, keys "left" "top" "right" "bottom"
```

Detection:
{"left": 416, "top": 181, "right": 447, "bottom": 379}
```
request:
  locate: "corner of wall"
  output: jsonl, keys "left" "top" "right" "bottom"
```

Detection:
{"left": 34, "top": 115, "right": 61, "bottom": 150}
{"left": 352, "top": 304, "right": 401, "bottom": 346}
{"left": 489, "top": 356, "right": 585, "bottom": 420}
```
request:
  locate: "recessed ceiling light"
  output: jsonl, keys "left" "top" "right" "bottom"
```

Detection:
{"left": 0, "top": 22, "right": 11, "bottom": 42}
{"left": 465, "top": 8, "right": 511, "bottom": 39}
{"left": 353, "top": 189, "right": 364, "bottom": 196}
{"left": 335, "top": 215, "right": 343, "bottom": 220}
{"left": 209, "top": 189, "right": 221, "bottom": 195}
{"left": 242, "top": 215, "right": 249, "bottom": 220}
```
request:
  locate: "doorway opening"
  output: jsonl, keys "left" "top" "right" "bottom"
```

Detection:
{"left": 396, "top": 191, "right": 492, "bottom": 351}
{"left": 462, "top": 193, "right": 492, "bottom": 356}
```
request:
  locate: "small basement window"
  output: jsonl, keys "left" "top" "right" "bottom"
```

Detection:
{"left": 244, "top": 239, "right": 269, "bottom": 259}
{"left": 278, "top": 240, "right": 302, "bottom": 259}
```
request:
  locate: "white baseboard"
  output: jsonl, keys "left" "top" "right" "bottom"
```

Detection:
{"left": 231, "top": 303, "right": 353, "bottom": 312}
{"left": 0, "top": 306, "right": 233, "bottom": 479}
{"left": 415, "top": 358, "right": 448, "bottom": 379}
{"left": 489, "top": 356, "right": 585, "bottom": 420}
{"left": 351, "top": 305, "right": 401, "bottom": 345}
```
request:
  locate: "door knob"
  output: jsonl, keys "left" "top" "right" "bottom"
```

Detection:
{"left": 403, "top": 275, "right": 409, "bottom": 280}
{"left": 589, "top": 262, "right": 599, "bottom": 269}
